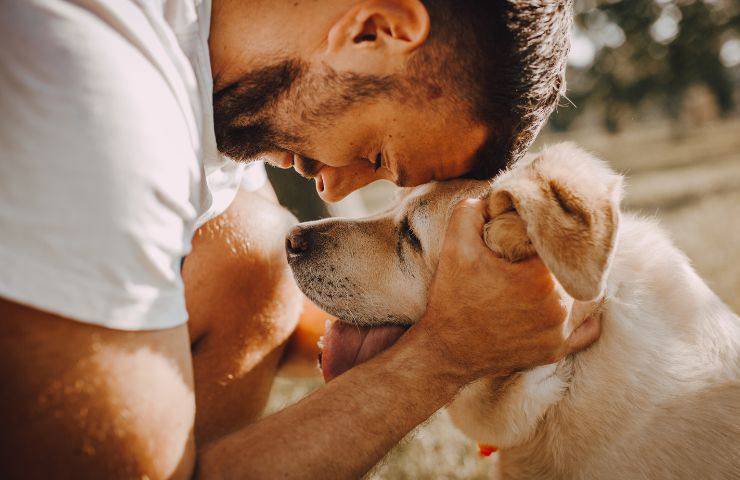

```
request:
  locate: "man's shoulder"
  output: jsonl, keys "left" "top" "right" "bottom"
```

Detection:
{"left": 2, "top": 0, "right": 202, "bottom": 170}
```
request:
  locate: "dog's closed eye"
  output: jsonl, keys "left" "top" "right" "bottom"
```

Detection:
{"left": 400, "top": 217, "right": 422, "bottom": 251}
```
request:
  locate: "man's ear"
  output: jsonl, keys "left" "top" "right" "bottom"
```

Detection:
{"left": 489, "top": 143, "right": 623, "bottom": 301}
{"left": 324, "top": 0, "right": 430, "bottom": 75}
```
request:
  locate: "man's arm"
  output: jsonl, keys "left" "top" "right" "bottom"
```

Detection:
{"left": 199, "top": 325, "right": 458, "bottom": 479}
{"left": 0, "top": 300, "right": 197, "bottom": 480}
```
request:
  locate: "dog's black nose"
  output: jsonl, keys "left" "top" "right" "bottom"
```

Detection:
{"left": 286, "top": 226, "right": 311, "bottom": 256}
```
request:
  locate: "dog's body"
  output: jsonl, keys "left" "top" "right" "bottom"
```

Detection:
{"left": 450, "top": 214, "right": 739, "bottom": 479}
{"left": 287, "top": 143, "right": 740, "bottom": 479}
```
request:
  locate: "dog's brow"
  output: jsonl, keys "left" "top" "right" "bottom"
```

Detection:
{"left": 404, "top": 198, "right": 428, "bottom": 225}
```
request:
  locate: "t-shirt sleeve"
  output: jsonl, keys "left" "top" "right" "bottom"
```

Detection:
{"left": 0, "top": 1, "right": 199, "bottom": 330}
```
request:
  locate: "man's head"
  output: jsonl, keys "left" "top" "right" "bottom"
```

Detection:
{"left": 210, "top": 0, "right": 572, "bottom": 201}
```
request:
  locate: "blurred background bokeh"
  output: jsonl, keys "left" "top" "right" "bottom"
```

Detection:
{"left": 268, "top": 1, "right": 740, "bottom": 478}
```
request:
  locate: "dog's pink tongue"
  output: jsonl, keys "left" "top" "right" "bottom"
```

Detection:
{"left": 321, "top": 322, "right": 407, "bottom": 382}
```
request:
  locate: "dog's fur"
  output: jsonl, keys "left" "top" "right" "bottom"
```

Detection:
{"left": 288, "top": 143, "right": 740, "bottom": 479}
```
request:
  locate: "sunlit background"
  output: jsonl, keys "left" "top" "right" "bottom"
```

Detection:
{"left": 268, "top": 1, "right": 740, "bottom": 478}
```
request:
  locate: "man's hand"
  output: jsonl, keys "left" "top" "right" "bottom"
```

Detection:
{"left": 418, "top": 198, "right": 601, "bottom": 383}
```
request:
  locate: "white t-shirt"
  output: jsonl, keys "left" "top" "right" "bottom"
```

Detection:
{"left": 0, "top": 0, "right": 267, "bottom": 330}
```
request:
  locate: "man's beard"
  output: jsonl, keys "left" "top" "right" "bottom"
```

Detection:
{"left": 212, "top": 59, "right": 397, "bottom": 163}
{"left": 212, "top": 59, "right": 305, "bottom": 162}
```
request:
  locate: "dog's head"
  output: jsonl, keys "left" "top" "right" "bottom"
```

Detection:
{"left": 287, "top": 143, "right": 622, "bottom": 327}
{"left": 287, "top": 178, "right": 487, "bottom": 326}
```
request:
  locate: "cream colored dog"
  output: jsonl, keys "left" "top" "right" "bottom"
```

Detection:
{"left": 286, "top": 143, "right": 740, "bottom": 479}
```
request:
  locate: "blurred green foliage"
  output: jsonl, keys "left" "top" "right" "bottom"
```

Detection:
{"left": 551, "top": 0, "right": 739, "bottom": 132}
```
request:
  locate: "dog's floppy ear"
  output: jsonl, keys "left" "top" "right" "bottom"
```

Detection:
{"left": 485, "top": 143, "right": 623, "bottom": 301}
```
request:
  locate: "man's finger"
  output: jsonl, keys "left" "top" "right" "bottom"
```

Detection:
{"left": 444, "top": 198, "right": 488, "bottom": 258}
{"left": 446, "top": 198, "right": 486, "bottom": 239}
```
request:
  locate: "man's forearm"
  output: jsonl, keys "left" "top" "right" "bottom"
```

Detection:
{"left": 197, "top": 324, "right": 462, "bottom": 480}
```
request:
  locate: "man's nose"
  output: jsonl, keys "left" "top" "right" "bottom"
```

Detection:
{"left": 286, "top": 226, "right": 313, "bottom": 257}
{"left": 317, "top": 164, "right": 381, "bottom": 203}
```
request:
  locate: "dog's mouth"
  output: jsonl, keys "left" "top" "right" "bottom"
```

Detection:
{"left": 320, "top": 321, "right": 409, "bottom": 382}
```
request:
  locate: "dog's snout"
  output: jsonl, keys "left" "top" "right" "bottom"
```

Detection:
{"left": 286, "top": 226, "right": 312, "bottom": 257}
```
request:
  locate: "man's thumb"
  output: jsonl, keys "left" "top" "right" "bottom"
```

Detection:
{"left": 445, "top": 198, "right": 487, "bottom": 245}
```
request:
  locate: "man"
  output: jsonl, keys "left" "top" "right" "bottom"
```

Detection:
{"left": 0, "top": 0, "right": 596, "bottom": 478}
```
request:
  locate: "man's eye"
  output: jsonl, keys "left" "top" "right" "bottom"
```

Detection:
{"left": 373, "top": 153, "right": 383, "bottom": 171}
{"left": 401, "top": 217, "right": 422, "bottom": 251}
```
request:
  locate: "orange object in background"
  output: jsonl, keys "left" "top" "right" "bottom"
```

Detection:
{"left": 279, "top": 296, "right": 335, "bottom": 377}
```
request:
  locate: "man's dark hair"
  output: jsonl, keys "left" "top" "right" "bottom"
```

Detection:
{"left": 412, "top": 0, "right": 573, "bottom": 178}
